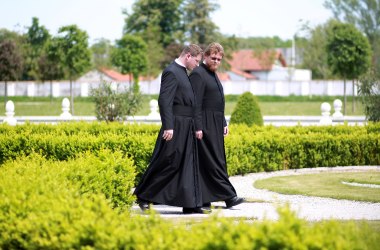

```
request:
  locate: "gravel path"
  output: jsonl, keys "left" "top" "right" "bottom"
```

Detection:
{"left": 133, "top": 166, "right": 380, "bottom": 221}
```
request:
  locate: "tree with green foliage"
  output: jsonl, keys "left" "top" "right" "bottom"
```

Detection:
{"left": 90, "top": 38, "right": 113, "bottom": 69}
{"left": 0, "top": 39, "right": 23, "bottom": 107}
{"left": 182, "top": 0, "right": 220, "bottom": 46}
{"left": 38, "top": 37, "right": 65, "bottom": 102}
{"left": 139, "top": 23, "right": 165, "bottom": 77}
{"left": 123, "top": 0, "right": 183, "bottom": 47}
{"left": 230, "top": 92, "right": 263, "bottom": 126}
{"left": 236, "top": 36, "right": 292, "bottom": 50}
{"left": 324, "top": 0, "right": 380, "bottom": 75}
{"left": 58, "top": 25, "right": 91, "bottom": 115}
{"left": 25, "top": 17, "right": 50, "bottom": 80}
{"left": 326, "top": 21, "right": 372, "bottom": 115}
{"left": 111, "top": 34, "right": 148, "bottom": 85}
{"left": 301, "top": 20, "right": 336, "bottom": 79}
{"left": 358, "top": 69, "right": 380, "bottom": 121}
{"left": 90, "top": 81, "right": 142, "bottom": 122}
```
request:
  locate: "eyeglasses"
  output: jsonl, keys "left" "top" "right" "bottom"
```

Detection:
{"left": 210, "top": 56, "right": 222, "bottom": 62}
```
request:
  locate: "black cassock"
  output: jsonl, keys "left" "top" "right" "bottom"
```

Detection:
{"left": 190, "top": 63, "right": 237, "bottom": 203}
{"left": 134, "top": 61, "right": 202, "bottom": 208}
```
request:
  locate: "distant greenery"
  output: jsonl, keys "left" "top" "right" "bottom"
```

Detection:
{"left": 0, "top": 95, "right": 364, "bottom": 116}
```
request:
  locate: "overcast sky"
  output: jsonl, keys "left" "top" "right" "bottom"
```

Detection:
{"left": 0, "top": 0, "right": 333, "bottom": 44}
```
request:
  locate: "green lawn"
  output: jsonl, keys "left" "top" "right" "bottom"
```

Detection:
{"left": 0, "top": 96, "right": 365, "bottom": 116}
{"left": 254, "top": 171, "right": 380, "bottom": 202}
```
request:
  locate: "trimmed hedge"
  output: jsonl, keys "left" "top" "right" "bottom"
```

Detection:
{"left": 0, "top": 151, "right": 137, "bottom": 248}
{"left": 0, "top": 123, "right": 379, "bottom": 179}
{"left": 0, "top": 125, "right": 379, "bottom": 249}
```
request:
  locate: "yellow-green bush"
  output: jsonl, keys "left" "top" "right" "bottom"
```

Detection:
{"left": 0, "top": 151, "right": 138, "bottom": 248}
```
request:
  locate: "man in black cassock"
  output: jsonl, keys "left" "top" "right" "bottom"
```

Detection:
{"left": 134, "top": 44, "right": 210, "bottom": 214}
{"left": 190, "top": 42, "right": 245, "bottom": 208}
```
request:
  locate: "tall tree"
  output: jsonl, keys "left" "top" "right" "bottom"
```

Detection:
{"left": 90, "top": 38, "right": 113, "bottom": 69}
{"left": 326, "top": 21, "right": 372, "bottom": 115}
{"left": 25, "top": 17, "right": 50, "bottom": 80}
{"left": 111, "top": 34, "right": 148, "bottom": 85}
{"left": 324, "top": 0, "right": 380, "bottom": 74}
{"left": 58, "top": 25, "right": 91, "bottom": 115}
{"left": 141, "top": 24, "right": 165, "bottom": 77}
{"left": 38, "top": 37, "right": 65, "bottom": 103}
{"left": 182, "top": 0, "right": 220, "bottom": 45}
{"left": 123, "top": 0, "right": 183, "bottom": 47}
{"left": 301, "top": 20, "right": 336, "bottom": 79}
{"left": 0, "top": 39, "right": 23, "bottom": 107}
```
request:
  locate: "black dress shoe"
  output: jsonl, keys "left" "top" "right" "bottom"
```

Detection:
{"left": 203, "top": 202, "right": 211, "bottom": 208}
{"left": 137, "top": 199, "right": 150, "bottom": 211}
{"left": 225, "top": 196, "right": 245, "bottom": 208}
{"left": 183, "top": 207, "right": 211, "bottom": 214}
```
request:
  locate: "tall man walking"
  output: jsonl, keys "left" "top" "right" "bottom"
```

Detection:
{"left": 134, "top": 44, "right": 209, "bottom": 214}
{"left": 190, "top": 42, "right": 245, "bottom": 208}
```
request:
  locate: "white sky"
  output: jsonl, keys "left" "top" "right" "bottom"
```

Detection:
{"left": 0, "top": 0, "right": 332, "bottom": 44}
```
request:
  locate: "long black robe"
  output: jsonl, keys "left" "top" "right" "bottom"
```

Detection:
{"left": 189, "top": 63, "right": 237, "bottom": 203}
{"left": 134, "top": 61, "right": 202, "bottom": 208}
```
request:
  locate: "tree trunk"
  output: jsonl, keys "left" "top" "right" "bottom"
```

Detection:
{"left": 50, "top": 80, "right": 53, "bottom": 104}
{"left": 4, "top": 81, "right": 8, "bottom": 108}
{"left": 343, "top": 78, "right": 347, "bottom": 115}
{"left": 70, "top": 79, "right": 74, "bottom": 115}
{"left": 352, "top": 79, "right": 355, "bottom": 113}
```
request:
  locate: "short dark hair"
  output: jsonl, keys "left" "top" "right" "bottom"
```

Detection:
{"left": 181, "top": 44, "right": 203, "bottom": 57}
{"left": 204, "top": 42, "right": 224, "bottom": 57}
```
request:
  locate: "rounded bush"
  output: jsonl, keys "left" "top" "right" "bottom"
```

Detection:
{"left": 230, "top": 92, "right": 263, "bottom": 126}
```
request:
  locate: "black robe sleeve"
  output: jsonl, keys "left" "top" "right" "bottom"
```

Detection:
{"left": 158, "top": 70, "right": 177, "bottom": 130}
{"left": 189, "top": 71, "right": 206, "bottom": 131}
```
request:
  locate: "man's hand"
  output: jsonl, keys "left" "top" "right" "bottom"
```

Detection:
{"left": 162, "top": 129, "right": 174, "bottom": 141}
{"left": 223, "top": 126, "right": 229, "bottom": 136}
{"left": 195, "top": 130, "right": 203, "bottom": 140}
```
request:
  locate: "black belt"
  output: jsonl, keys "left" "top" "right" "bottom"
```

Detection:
{"left": 173, "top": 105, "right": 195, "bottom": 117}
{"left": 202, "top": 100, "right": 224, "bottom": 112}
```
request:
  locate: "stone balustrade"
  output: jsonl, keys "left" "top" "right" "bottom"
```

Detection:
{"left": 1, "top": 99, "right": 365, "bottom": 126}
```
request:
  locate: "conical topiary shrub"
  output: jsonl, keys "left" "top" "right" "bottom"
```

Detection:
{"left": 230, "top": 92, "right": 263, "bottom": 126}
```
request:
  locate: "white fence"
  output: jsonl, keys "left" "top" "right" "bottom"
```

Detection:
{"left": 1, "top": 79, "right": 357, "bottom": 97}
{"left": 1, "top": 99, "right": 366, "bottom": 127}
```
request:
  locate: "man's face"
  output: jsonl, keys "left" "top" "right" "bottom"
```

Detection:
{"left": 186, "top": 53, "right": 202, "bottom": 71}
{"left": 204, "top": 52, "right": 223, "bottom": 72}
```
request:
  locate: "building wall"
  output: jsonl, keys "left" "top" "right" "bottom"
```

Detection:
{"left": 0, "top": 79, "right": 357, "bottom": 97}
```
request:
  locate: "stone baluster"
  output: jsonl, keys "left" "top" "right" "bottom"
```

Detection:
{"left": 332, "top": 99, "right": 343, "bottom": 118}
{"left": 3, "top": 100, "right": 17, "bottom": 126}
{"left": 319, "top": 102, "right": 332, "bottom": 125}
{"left": 60, "top": 98, "right": 72, "bottom": 119}
{"left": 148, "top": 99, "right": 160, "bottom": 118}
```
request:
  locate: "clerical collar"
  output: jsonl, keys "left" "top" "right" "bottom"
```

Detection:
{"left": 175, "top": 58, "right": 186, "bottom": 68}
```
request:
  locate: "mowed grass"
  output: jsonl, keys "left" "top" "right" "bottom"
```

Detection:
{"left": 0, "top": 96, "right": 365, "bottom": 116}
{"left": 254, "top": 171, "right": 380, "bottom": 202}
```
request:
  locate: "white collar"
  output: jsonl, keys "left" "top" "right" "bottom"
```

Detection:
{"left": 175, "top": 58, "right": 185, "bottom": 68}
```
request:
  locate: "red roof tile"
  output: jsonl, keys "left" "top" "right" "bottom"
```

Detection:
{"left": 230, "top": 67, "right": 257, "bottom": 79}
{"left": 229, "top": 49, "right": 287, "bottom": 72}
{"left": 99, "top": 68, "right": 132, "bottom": 82}
{"left": 217, "top": 72, "right": 230, "bottom": 81}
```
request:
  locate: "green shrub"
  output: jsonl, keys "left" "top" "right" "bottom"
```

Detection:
{"left": 90, "top": 81, "right": 142, "bottom": 122}
{"left": 358, "top": 69, "right": 380, "bottom": 122}
{"left": 230, "top": 92, "right": 264, "bottom": 126}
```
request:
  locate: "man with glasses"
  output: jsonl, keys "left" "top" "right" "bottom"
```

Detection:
{"left": 190, "top": 42, "right": 245, "bottom": 209}
{"left": 134, "top": 44, "right": 211, "bottom": 214}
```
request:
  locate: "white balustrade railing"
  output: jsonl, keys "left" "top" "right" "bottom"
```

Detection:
{"left": 1, "top": 98, "right": 366, "bottom": 126}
